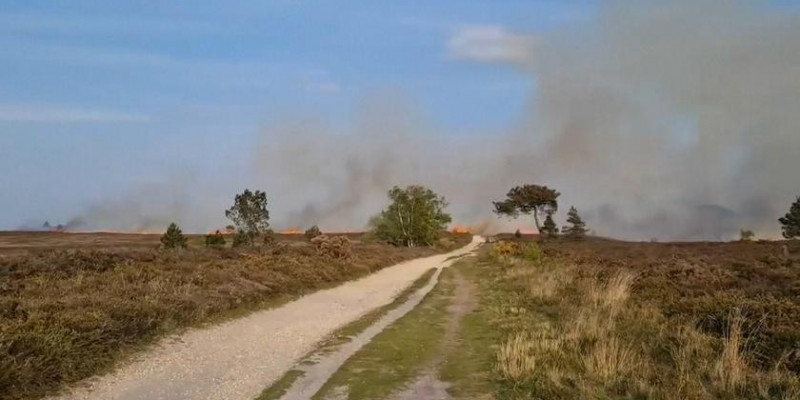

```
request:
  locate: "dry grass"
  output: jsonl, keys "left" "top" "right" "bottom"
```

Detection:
{"left": 483, "top": 239, "right": 800, "bottom": 400}
{"left": 583, "top": 335, "right": 640, "bottom": 383}
{"left": 496, "top": 332, "right": 560, "bottom": 382}
{"left": 0, "top": 232, "right": 471, "bottom": 400}
{"left": 714, "top": 308, "right": 747, "bottom": 392}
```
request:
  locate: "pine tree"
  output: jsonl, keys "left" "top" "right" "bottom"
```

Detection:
{"left": 779, "top": 196, "right": 800, "bottom": 239}
{"left": 562, "top": 206, "right": 588, "bottom": 239}
{"left": 161, "top": 222, "right": 188, "bottom": 249}
{"left": 541, "top": 213, "right": 559, "bottom": 238}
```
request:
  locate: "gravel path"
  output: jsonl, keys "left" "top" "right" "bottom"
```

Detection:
{"left": 50, "top": 236, "right": 483, "bottom": 400}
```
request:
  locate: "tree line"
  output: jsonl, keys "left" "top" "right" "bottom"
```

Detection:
{"left": 160, "top": 184, "right": 800, "bottom": 249}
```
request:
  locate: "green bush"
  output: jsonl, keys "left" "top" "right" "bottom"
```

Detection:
{"left": 521, "top": 243, "right": 542, "bottom": 264}
{"left": 205, "top": 230, "right": 226, "bottom": 248}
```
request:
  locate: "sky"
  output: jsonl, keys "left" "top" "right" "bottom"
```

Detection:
{"left": 0, "top": 1, "right": 597, "bottom": 231}
{"left": 1, "top": 1, "right": 798, "bottom": 240}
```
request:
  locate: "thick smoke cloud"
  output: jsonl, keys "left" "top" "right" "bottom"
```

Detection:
{"left": 64, "top": 0, "right": 799, "bottom": 240}
{"left": 512, "top": 0, "right": 800, "bottom": 240}
{"left": 257, "top": 0, "right": 800, "bottom": 240}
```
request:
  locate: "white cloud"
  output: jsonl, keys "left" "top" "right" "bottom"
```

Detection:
{"left": 300, "top": 69, "right": 341, "bottom": 94}
{"left": 0, "top": 104, "right": 151, "bottom": 124}
{"left": 448, "top": 25, "right": 537, "bottom": 64}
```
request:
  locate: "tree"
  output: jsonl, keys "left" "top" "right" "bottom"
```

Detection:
{"left": 205, "top": 230, "right": 226, "bottom": 247}
{"left": 562, "top": 206, "right": 588, "bottom": 239}
{"left": 739, "top": 229, "right": 755, "bottom": 241}
{"left": 225, "top": 189, "right": 270, "bottom": 246}
{"left": 779, "top": 196, "right": 800, "bottom": 239}
{"left": 493, "top": 185, "right": 560, "bottom": 232}
{"left": 371, "top": 185, "right": 452, "bottom": 247}
{"left": 305, "top": 225, "right": 322, "bottom": 240}
{"left": 161, "top": 222, "right": 188, "bottom": 249}
{"left": 514, "top": 229, "right": 522, "bottom": 239}
{"left": 541, "top": 213, "right": 559, "bottom": 238}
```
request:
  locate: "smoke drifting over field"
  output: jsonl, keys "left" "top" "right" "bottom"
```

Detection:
{"left": 64, "top": 0, "right": 800, "bottom": 240}
{"left": 254, "top": 0, "right": 800, "bottom": 240}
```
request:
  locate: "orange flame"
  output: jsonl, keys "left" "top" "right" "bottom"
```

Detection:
{"left": 450, "top": 225, "right": 471, "bottom": 234}
{"left": 281, "top": 228, "right": 302, "bottom": 234}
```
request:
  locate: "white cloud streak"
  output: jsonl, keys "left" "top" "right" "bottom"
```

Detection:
{"left": 448, "top": 25, "right": 537, "bottom": 64}
{"left": 0, "top": 105, "right": 151, "bottom": 124}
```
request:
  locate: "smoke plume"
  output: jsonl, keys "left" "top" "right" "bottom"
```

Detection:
{"left": 66, "top": 0, "right": 800, "bottom": 240}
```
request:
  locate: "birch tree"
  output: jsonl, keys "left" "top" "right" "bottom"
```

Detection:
{"left": 371, "top": 185, "right": 452, "bottom": 247}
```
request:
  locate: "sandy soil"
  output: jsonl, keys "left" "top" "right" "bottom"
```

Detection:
{"left": 49, "top": 236, "right": 483, "bottom": 400}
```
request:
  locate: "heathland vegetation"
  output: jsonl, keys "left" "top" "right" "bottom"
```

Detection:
{"left": 484, "top": 238, "right": 800, "bottom": 399}
{"left": 321, "top": 237, "right": 800, "bottom": 399}
{"left": 1, "top": 181, "right": 798, "bottom": 399}
{"left": 0, "top": 185, "right": 467, "bottom": 400}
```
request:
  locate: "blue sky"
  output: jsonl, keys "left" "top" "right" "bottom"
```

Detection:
{"left": 0, "top": 1, "right": 598, "bottom": 229}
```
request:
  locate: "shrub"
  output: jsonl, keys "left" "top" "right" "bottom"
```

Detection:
{"left": 740, "top": 229, "right": 755, "bottom": 241}
{"left": 515, "top": 229, "right": 522, "bottom": 238}
{"left": 160, "top": 223, "right": 187, "bottom": 249}
{"left": 262, "top": 229, "right": 276, "bottom": 246}
{"left": 521, "top": 242, "right": 542, "bottom": 264}
{"left": 305, "top": 225, "right": 322, "bottom": 240}
{"left": 232, "top": 231, "right": 253, "bottom": 247}
{"left": 205, "top": 230, "right": 226, "bottom": 248}
{"left": 491, "top": 241, "right": 522, "bottom": 258}
{"left": 311, "top": 235, "right": 353, "bottom": 259}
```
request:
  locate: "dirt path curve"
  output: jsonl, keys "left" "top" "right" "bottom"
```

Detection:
{"left": 390, "top": 266, "right": 477, "bottom": 400}
{"left": 49, "top": 236, "right": 483, "bottom": 400}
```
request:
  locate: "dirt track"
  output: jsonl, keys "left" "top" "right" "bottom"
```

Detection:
{"left": 50, "top": 236, "right": 483, "bottom": 400}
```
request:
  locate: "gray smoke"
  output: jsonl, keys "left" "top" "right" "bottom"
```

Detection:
{"left": 66, "top": 0, "right": 800, "bottom": 240}
{"left": 256, "top": 0, "right": 800, "bottom": 240}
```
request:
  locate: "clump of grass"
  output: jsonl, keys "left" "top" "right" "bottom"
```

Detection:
{"left": 496, "top": 333, "right": 541, "bottom": 381}
{"left": 714, "top": 308, "right": 747, "bottom": 392}
{"left": 583, "top": 335, "right": 640, "bottom": 383}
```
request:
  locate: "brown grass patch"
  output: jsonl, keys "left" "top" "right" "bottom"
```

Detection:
{"left": 482, "top": 238, "right": 800, "bottom": 399}
{"left": 0, "top": 232, "right": 471, "bottom": 400}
